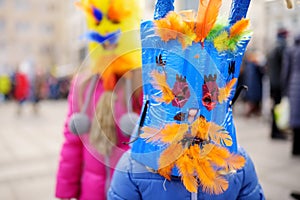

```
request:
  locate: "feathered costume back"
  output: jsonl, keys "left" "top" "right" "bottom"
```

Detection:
{"left": 131, "top": 0, "right": 252, "bottom": 195}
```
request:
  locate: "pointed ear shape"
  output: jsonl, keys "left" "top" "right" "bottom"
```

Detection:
{"left": 228, "top": 0, "right": 252, "bottom": 25}
{"left": 154, "top": 0, "right": 175, "bottom": 20}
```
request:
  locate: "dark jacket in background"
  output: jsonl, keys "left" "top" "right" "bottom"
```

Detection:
{"left": 282, "top": 35, "right": 300, "bottom": 128}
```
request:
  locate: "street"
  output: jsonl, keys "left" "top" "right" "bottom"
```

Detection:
{"left": 0, "top": 100, "right": 299, "bottom": 200}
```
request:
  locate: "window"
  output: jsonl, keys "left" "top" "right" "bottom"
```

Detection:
{"left": 15, "top": 0, "right": 29, "bottom": 10}
{"left": 0, "top": 0, "right": 5, "bottom": 6}
{"left": 40, "top": 24, "right": 54, "bottom": 34}
{"left": 15, "top": 21, "right": 30, "bottom": 32}
{"left": 40, "top": 45, "right": 53, "bottom": 55}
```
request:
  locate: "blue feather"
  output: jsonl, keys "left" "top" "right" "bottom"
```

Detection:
{"left": 80, "top": 30, "right": 121, "bottom": 44}
{"left": 92, "top": 6, "right": 103, "bottom": 23}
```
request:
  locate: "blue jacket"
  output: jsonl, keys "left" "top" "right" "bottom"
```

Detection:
{"left": 108, "top": 148, "right": 265, "bottom": 200}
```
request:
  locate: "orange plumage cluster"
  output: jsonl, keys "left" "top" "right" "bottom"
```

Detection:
{"left": 140, "top": 116, "right": 246, "bottom": 194}
{"left": 141, "top": 117, "right": 245, "bottom": 194}
{"left": 154, "top": 12, "right": 197, "bottom": 48}
{"left": 154, "top": 0, "right": 250, "bottom": 51}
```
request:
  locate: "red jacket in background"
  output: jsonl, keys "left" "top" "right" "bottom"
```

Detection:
{"left": 14, "top": 72, "right": 30, "bottom": 101}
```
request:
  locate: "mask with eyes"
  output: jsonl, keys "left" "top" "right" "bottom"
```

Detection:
{"left": 77, "top": 0, "right": 142, "bottom": 90}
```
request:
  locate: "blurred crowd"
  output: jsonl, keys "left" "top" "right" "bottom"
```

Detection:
{"left": 239, "top": 28, "right": 300, "bottom": 158}
{"left": 0, "top": 67, "right": 71, "bottom": 103}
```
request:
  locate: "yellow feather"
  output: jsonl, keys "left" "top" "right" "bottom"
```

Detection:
{"left": 213, "top": 31, "right": 229, "bottom": 52}
{"left": 230, "top": 18, "right": 250, "bottom": 38}
{"left": 218, "top": 78, "right": 237, "bottom": 103}
{"left": 225, "top": 154, "right": 246, "bottom": 171}
{"left": 195, "top": 0, "right": 222, "bottom": 43}
{"left": 159, "top": 143, "right": 184, "bottom": 168}
{"left": 150, "top": 70, "right": 175, "bottom": 104}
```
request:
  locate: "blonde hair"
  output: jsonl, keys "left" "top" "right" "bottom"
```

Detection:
{"left": 89, "top": 91, "right": 117, "bottom": 156}
{"left": 77, "top": 73, "right": 117, "bottom": 156}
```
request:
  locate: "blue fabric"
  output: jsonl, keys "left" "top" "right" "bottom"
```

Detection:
{"left": 153, "top": 0, "right": 174, "bottom": 20}
{"left": 228, "top": 0, "right": 252, "bottom": 25}
{"left": 108, "top": 148, "right": 265, "bottom": 200}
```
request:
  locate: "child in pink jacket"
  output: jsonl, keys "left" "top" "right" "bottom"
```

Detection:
{"left": 55, "top": 74, "right": 142, "bottom": 200}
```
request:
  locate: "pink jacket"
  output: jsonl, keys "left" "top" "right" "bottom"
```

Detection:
{"left": 55, "top": 76, "right": 132, "bottom": 200}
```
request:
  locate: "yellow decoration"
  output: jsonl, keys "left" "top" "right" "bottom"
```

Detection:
{"left": 213, "top": 31, "right": 229, "bottom": 52}
{"left": 80, "top": 0, "right": 142, "bottom": 89}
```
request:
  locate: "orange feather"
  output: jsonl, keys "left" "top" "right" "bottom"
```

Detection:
{"left": 154, "top": 12, "right": 196, "bottom": 48}
{"left": 218, "top": 78, "right": 237, "bottom": 103}
{"left": 206, "top": 145, "right": 230, "bottom": 167}
{"left": 182, "top": 174, "right": 198, "bottom": 193}
{"left": 150, "top": 70, "right": 175, "bottom": 104}
{"left": 159, "top": 143, "right": 184, "bottom": 168}
{"left": 194, "top": 158, "right": 217, "bottom": 192}
{"left": 160, "top": 123, "right": 189, "bottom": 144}
{"left": 176, "top": 152, "right": 195, "bottom": 175}
{"left": 225, "top": 154, "right": 246, "bottom": 171}
{"left": 75, "top": 2, "right": 93, "bottom": 18}
{"left": 158, "top": 162, "right": 175, "bottom": 180}
{"left": 195, "top": 0, "right": 222, "bottom": 43}
{"left": 230, "top": 18, "right": 250, "bottom": 38}
{"left": 211, "top": 131, "right": 233, "bottom": 147}
{"left": 202, "top": 175, "right": 229, "bottom": 195}
{"left": 140, "top": 126, "right": 162, "bottom": 142}
{"left": 191, "top": 116, "right": 209, "bottom": 140}
{"left": 107, "top": 0, "right": 132, "bottom": 23}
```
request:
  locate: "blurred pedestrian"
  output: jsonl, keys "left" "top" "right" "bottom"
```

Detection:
{"left": 12, "top": 68, "right": 30, "bottom": 115}
{"left": 282, "top": 34, "right": 300, "bottom": 156}
{"left": 0, "top": 73, "right": 11, "bottom": 102}
{"left": 266, "top": 28, "right": 289, "bottom": 139}
{"left": 55, "top": 0, "right": 142, "bottom": 199}
{"left": 243, "top": 49, "right": 265, "bottom": 117}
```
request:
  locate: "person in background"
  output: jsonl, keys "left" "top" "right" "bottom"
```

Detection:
{"left": 243, "top": 49, "right": 265, "bottom": 117}
{"left": 55, "top": 0, "right": 142, "bottom": 199}
{"left": 282, "top": 34, "right": 300, "bottom": 156}
{"left": 0, "top": 72, "right": 11, "bottom": 102}
{"left": 12, "top": 68, "right": 30, "bottom": 115}
{"left": 266, "top": 28, "right": 289, "bottom": 139}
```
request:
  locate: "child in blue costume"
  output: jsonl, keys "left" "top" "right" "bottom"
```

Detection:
{"left": 108, "top": 0, "right": 265, "bottom": 199}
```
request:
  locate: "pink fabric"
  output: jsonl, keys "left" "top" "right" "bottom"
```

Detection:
{"left": 55, "top": 75, "right": 131, "bottom": 200}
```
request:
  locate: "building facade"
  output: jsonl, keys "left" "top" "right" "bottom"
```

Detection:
{"left": 0, "top": 0, "right": 68, "bottom": 74}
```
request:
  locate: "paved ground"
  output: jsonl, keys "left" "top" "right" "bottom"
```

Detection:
{"left": 0, "top": 100, "right": 299, "bottom": 200}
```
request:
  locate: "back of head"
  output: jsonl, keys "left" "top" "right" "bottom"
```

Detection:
{"left": 295, "top": 34, "right": 300, "bottom": 46}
